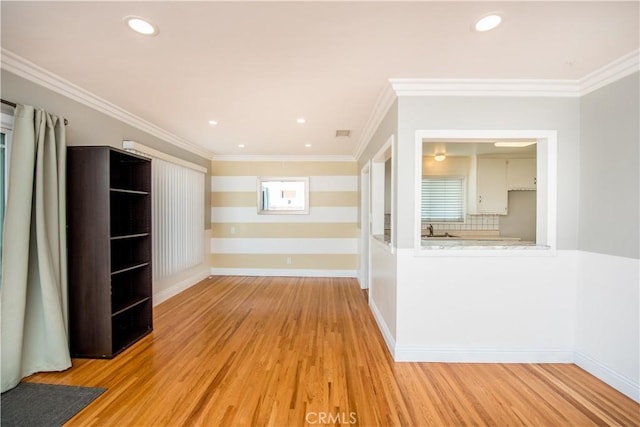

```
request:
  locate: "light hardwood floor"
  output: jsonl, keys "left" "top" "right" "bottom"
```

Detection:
{"left": 27, "top": 276, "right": 639, "bottom": 426}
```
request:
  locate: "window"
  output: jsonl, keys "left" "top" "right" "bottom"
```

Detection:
{"left": 421, "top": 176, "right": 465, "bottom": 222}
{"left": 257, "top": 177, "right": 309, "bottom": 215}
{"left": 1, "top": 124, "right": 12, "bottom": 278}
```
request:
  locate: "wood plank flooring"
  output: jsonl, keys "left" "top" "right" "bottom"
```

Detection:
{"left": 26, "top": 276, "right": 640, "bottom": 426}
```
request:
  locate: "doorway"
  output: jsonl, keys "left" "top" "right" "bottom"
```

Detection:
{"left": 360, "top": 162, "right": 370, "bottom": 289}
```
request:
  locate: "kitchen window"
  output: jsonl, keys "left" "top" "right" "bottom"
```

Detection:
{"left": 421, "top": 176, "right": 465, "bottom": 223}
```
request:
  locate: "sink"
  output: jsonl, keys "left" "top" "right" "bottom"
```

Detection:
{"left": 422, "top": 233, "right": 459, "bottom": 238}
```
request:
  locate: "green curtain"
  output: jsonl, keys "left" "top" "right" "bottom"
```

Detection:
{"left": 1, "top": 104, "right": 71, "bottom": 392}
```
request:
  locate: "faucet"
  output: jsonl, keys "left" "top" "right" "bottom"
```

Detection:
{"left": 427, "top": 224, "right": 434, "bottom": 237}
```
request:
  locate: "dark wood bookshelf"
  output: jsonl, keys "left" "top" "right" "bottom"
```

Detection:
{"left": 67, "top": 146, "right": 153, "bottom": 358}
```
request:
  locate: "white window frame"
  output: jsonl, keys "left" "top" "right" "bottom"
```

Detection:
{"left": 414, "top": 129, "right": 557, "bottom": 253}
{"left": 1, "top": 112, "right": 14, "bottom": 277}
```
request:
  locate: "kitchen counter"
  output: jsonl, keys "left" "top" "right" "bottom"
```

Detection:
{"left": 421, "top": 238, "right": 549, "bottom": 250}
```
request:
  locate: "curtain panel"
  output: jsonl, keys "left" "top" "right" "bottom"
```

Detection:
{"left": 1, "top": 104, "right": 71, "bottom": 392}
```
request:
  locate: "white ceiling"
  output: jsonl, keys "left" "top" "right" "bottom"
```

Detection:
{"left": 1, "top": 1, "right": 638, "bottom": 158}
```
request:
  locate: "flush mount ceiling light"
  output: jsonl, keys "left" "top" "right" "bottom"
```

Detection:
{"left": 305, "top": 144, "right": 312, "bottom": 148}
{"left": 208, "top": 119, "right": 218, "bottom": 126}
{"left": 296, "top": 118, "right": 306, "bottom": 124}
{"left": 124, "top": 16, "right": 158, "bottom": 36}
{"left": 494, "top": 141, "right": 536, "bottom": 147}
{"left": 434, "top": 153, "right": 446, "bottom": 162}
{"left": 237, "top": 144, "right": 245, "bottom": 148}
{"left": 474, "top": 14, "right": 502, "bottom": 32}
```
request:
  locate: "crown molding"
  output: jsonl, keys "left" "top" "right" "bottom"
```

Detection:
{"left": 1, "top": 48, "right": 214, "bottom": 160}
{"left": 579, "top": 49, "right": 639, "bottom": 96}
{"left": 211, "top": 154, "right": 355, "bottom": 162}
{"left": 356, "top": 50, "right": 639, "bottom": 161}
{"left": 352, "top": 82, "right": 397, "bottom": 160}
{"left": 389, "top": 78, "right": 581, "bottom": 98}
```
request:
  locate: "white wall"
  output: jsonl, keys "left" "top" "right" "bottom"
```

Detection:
{"left": 361, "top": 80, "right": 639, "bottom": 402}
{"left": 576, "top": 72, "right": 640, "bottom": 402}
{"left": 396, "top": 96, "right": 580, "bottom": 250}
{"left": 391, "top": 95, "right": 580, "bottom": 364}
{"left": 575, "top": 252, "right": 639, "bottom": 401}
{"left": 369, "top": 239, "right": 397, "bottom": 354}
{"left": 395, "top": 250, "right": 577, "bottom": 362}
{"left": 358, "top": 100, "right": 399, "bottom": 344}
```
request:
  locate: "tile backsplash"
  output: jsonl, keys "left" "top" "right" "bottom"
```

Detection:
{"left": 422, "top": 214, "right": 500, "bottom": 231}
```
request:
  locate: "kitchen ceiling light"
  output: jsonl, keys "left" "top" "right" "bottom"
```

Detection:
{"left": 434, "top": 153, "right": 446, "bottom": 162}
{"left": 124, "top": 16, "right": 158, "bottom": 36}
{"left": 474, "top": 14, "right": 502, "bottom": 32}
{"left": 238, "top": 144, "right": 245, "bottom": 148}
{"left": 305, "top": 144, "right": 312, "bottom": 148}
{"left": 494, "top": 141, "right": 536, "bottom": 148}
{"left": 296, "top": 118, "right": 306, "bottom": 124}
{"left": 208, "top": 120, "right": 218, "bottom": 126}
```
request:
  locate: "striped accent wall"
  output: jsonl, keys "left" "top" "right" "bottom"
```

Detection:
{"left": 210, "top": 160, "right": 359, "bottom": 277}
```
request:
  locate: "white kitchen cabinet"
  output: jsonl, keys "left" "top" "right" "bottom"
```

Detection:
{"left": 507, "top": 159, "right": 536, "bottom": 190}
{"left": 476, "top": 158, "right": 508, "bottom": 214}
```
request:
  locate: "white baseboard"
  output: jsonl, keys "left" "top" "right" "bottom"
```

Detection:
{"left": 153, "top": 269, "right": 210, "bottom": 306}
{"left": 393, "top": 346, "right": 574, "bottom": 363}
{"left": 368, "top": 299, "right": 396, "bottom": 358}
{"left": 575, "top": 351, "right": 640, "bottom": 403}
{"left": 209, "top": 268, "right": 357, "bottom": 278}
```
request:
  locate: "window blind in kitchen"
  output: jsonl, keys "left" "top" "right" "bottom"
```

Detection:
{"left": 421, "top": 176, "right": 465, "bottom": 222}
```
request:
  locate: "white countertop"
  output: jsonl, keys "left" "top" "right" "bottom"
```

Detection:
{"left": 421, "top": 238, "right": 549, "bottom": 250}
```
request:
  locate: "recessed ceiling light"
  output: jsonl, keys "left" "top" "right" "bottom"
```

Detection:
{"left": 124, "top": 16, "right": 158, "bottom": 36}
{"left": 296, "top": 118, "right": 306, "bottom": 124}
{"left": 238, "top": 144, "right": 245, "bottom": 148}
{"left": 208, "top": 120, "right": 218, "bottom": 126}
{"left": 305, "top": 144, "right": 312, "bottom": 148}
{"left": 474, "top": 14, "right": 502, "bottom": 32}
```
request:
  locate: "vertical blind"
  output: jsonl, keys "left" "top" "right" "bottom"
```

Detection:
{"left": 152, "top": 158, "right": 204, "bottom": 279}
{"left": 124, "top": 142, "right": 205, "bottom": 279}
{"left": 421, "top": 176, "right": 465, "bottom": 222}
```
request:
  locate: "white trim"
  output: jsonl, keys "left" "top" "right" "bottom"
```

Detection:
{"left": 353, "top": 83, "right": 396, "bottom": 160}
{"left": 390, "top": 78, "right": 581, "bottom": 98}
{"left": 575, "top": 351, "right": 640, "bottom": 403}
{"left": 152, "top": 269, "right": 210, "bottom": 307}
{"left": 368, "top": 298, "right": 396, "bottom": 358}
{"left": 393, "top": 346, "right": 574, "bottom": 363}
{"left": 413, "top": 129, "right": 558, "bottom": 252}
{"left": 210, "top": 267, "right": 357, "bottom": 278}
{"left": 212, "top": 154, "right": 355, "bottom": 162}
{"left": 359, "top": 161, "right": 371, "bottom": 290}
{"left": 1, "top": 48, "right": 213, "bottom": 159}
{"left": 580, "top": 49, "right": 640, "bottom": 96}
{"left": 123, "top": 140, "right": 207, "bottom": 173}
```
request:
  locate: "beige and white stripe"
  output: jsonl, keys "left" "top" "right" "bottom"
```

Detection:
{"left": 210, "top": 160, "right": 359, "bottom": 276}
